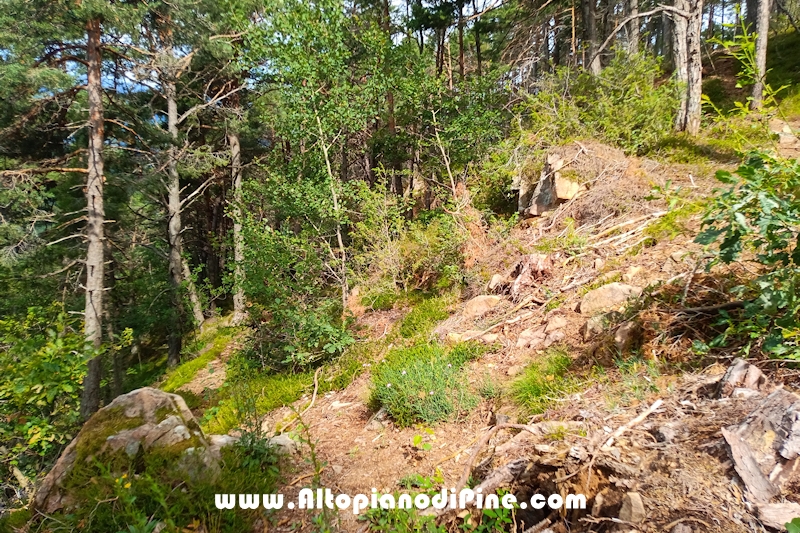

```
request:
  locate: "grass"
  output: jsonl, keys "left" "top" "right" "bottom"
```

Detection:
{"left": 511, "top": 346, "right": 581, "bottom": 414}
{"left": 370, "top": 342, "right": 484, "bottom": 426}
{"left": 398, "top": 294, "right": 452, "bottom": 339}
{"left": 160, "top": 332, "right": 234, "bottom": 393}
{"left": 644, "top": 199, "right": 706, "bottom": 241}
{"left": 534, "top": 218, "right": 587, "bottom": 256}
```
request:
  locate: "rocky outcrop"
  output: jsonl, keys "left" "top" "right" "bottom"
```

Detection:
{"left": 33, "top": 388, "right": 229, "bottom": 514}
{"left": 579, "top": 282, "right": 642, "bottom": 315}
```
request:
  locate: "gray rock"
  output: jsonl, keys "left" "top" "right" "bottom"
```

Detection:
{"left": 671, "top": 523, "right": 692, "bottom": 533}
{"left": 544, "top": 315, "right": 568, "bottom": 333}
{"left": 618, "top": 492, "right": 646, "bottom": 523}
{"left": 463, "top": 295, "right": 502, "bottom": 319}
{"left": 581, "top": 316, "right": 605, "bottom": 341}
{"left": 516, "top": 327, "right": 546, "bottom": 349}
{"left": 542, "top": 330, "right": 565, "bottom": 348}
{"left": 614, "top": 321, "right": 642, "bottom": 353}
{"left": 580, "top": 283, "right": 643, "bottom": 315}
{"left": 268, "top": 433, "right": 298, "bottom": 455}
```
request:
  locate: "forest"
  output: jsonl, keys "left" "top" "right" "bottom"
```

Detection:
{"left": 1, "top": 0, "right": 800, "bottom": 531}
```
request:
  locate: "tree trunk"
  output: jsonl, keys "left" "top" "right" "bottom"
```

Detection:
{"left": 473, "top": 0, "right": 482, "bottom": 76}
{"left": 672, "top": 0, "right": 690, "bottom": 129}
{"left": 229, "top": 129, "right": 247, "bottom": 325}
{"left": 746, "top": 0, "right": 758, "bottom": 29}
{"left": 685, "top": 0, "right": 704, "bottom": 135}
{"left": 81, "top": 17, "right": 106, "bottom": 420}
{"left": 751, "top": 0, "right": 771, "bottom": 110}
{"left": 627, "top": 0, "right": 640, "bottom": 54}
{"left": 458, "top": 2, "right": 465, "bottom": 81}
{"left": 583, "top": 0, "right": 601, "bottom": 74}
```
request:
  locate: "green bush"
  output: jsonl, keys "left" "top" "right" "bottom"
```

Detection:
{"left": 370, "top": 343, "right": 481, "bottom": 426}
{"left": 398, "top": 296, "right": 451, "bottom": 339}
{"left": 696, "top": 152, "right": 800, "bottom": 359}
{"left": 511, "top": 347, "right": 579, "bottom": 414}
{"left": 0, "top": 305, "right": 88, "bottom": 474}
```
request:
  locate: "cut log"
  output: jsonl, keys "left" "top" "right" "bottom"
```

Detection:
{"left": 510, "top": 254, "right": 551, "bottom": 301}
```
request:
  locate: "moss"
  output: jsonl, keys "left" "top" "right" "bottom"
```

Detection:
{"left": 0, "top": 508, "right": 31, "bottom": 533}
{"left": 73, "top": 407, "right": 144, "bottom": 463}
{"left": 161, "top": 333, "right": 233, "bottom": 393}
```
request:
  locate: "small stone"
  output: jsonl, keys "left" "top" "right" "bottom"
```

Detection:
{"left": 670, "top": 250, "right": 687, "bottom": 263}
{"left": 481, "top": 333, "right": 499, "bottom": 343}
{"left": 569, "top": 446, "right": 588, "bottom": 461}
{"left": 614, "top": 321, "right": 642, "bottom": 353}
{"left": 494, "top": 413, "right": 510, "bottom": 425}
{"left": 268, "top": 434, "right": 297, "bottom": 455}
{"left": 591, "top": 491, "right": 605, "bottom": 516}
{"left": 622, "top": 266, "right": 643, "bottom": 283}
{"left": 365, "top": 419, "right": 384, "bottom": 432}
{"left": 488, "top": 274, "right": 506, "bottom": 291}
{"left": 330, "top": 401, "right": 353, "bottom": 409}
{"left": 463, "top": 295, "right": 502, "bottom": 319}
{"left": 582, "top": 316, "right": 605, "bottom": 341}
{"left": 542, "top": 330, "right": 565, "bottom": 348}
{"left": 618, "top": 492, "right": 646, "bottom": 523}
{"left": 507, "top": 365, "right": 524, "bottom": 377}
{"left": 732, "top": 388, "right": 761, "bottom": 399}
{"left": 534, "top": 444, "right": 553, "bottom": 453}
{"left": 516, "top": 327, "right": 546, "bottom": 348}
{"left": 580, "top": 283, "right": 643, "bottom": 316}
{"left": 446, "top": 332, "right": 462, "bottom": 344}
{"left": 594, "top": 258, "right": 605, "bottom": 270}
{"left": 331, "top": 465, "right": 343, "bottom": 475}
{"left": 652, "top": 424, "right": 677, "bottom": 443}
{"left": 671, "top": 523, "right": 692, "bottom": 533}
{"left": 544, "top": 315, "right": 568, "bottom": 333}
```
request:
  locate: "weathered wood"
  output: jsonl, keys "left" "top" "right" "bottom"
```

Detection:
{"left": 510, "top": 254, "right": 552, "bottom": 301}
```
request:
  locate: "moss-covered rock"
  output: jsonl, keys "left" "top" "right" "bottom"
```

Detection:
{"left": 33, "top": 387, "right": 223, "bottom": 514}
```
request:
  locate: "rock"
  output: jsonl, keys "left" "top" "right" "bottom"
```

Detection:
{"left": 446, "top": 332, "right": 463, "bottom": 344}
{"left": 330, "top": 401, "right": 353, "bottom": 409}
{"left": 544, "top": 315, "right": 568, "bottom": 333}
{"left": 488, "top": 274, "right": 506, "bottom": 292}
{"left": 580, "top": 283, "right": 643, "bottom": 316}
{"left": 591, "top": 491, "right": 605, "bottom": 516}
{"left": 670, "top": 250, "right": 688, "bottom": 263}
{"left": 463, "top": 295, "right": 502, "bottom": 319}
{"left": 614, "top": 321, "right": 642, "bottom": 353}
{"left": 594, "top": 257, "right": 605, "bottom": 270}
{"left": 618, "top": 492, "right": 646, "bottom": 523}
{"left": 555, "top": 174, "right": 586, "bottom": 200}
{"left": 481, "top": 333, "right": 499, "bottom": 343}
{"left": 581, "top": 316, "right": 605, "bottom": 341}
{"left": 757, "top": 502, "right": 800, "bottom": 530}
{"left": 779, "top": 132, "right": 797, "bottom": 146}
{"left": 507, "top": 365, "right": 524, "bottom": 377}
{"left": 671, "top": 523, "right": 692, "bottom": 533}
{"left": 268, "top": 433, "right": 297, "bottom": 455}
{"left": 524, "top": 154, "right": 563, "bottom": 216}
{"left": 542, "top": 330, "right": 565, "bottom": 348}
{"left": 651, "top": 424, "right": 678, "bottom": 443}
{"left": 716, "top": 358, "right": 767, "bottom": 398}
{"left": 622, "top": 266, "right": 643, "bottom": 283}
{"left": 516, "top": 327, "right": 546, "bottom": 349}
{"left": 34, "top": 388, "right": 213, "bottom": 514}
{"left": 494, "top": 413, "right": 511, "bottom": 425}
{"left": 331, "top": 464, "right": 343, "bottom": 475}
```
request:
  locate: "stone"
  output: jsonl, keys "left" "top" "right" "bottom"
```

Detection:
{"left": 671, "top": 524, "right": 692, "bottom": 533}
{"left": 756, "top": 502, "right": 800, "bottom": 530}
{"left": 581, "top": 316, "right": 605, "bottom": 341}
{"left": 481, "top": 333, "right": 499, "bottom": 343}
{"left": 330, "top": 401, "right": 353, "bottom": 409}
{"left": 614, "top": 321, "right": 642, "bottom": 352}
{"left": 487, "top": 274, "right": 506, "bottom": 291}
{"left": 446, "top": 332, "right": 463, "bottom": 344}
{"left": 622, "top": 266, "right": 643, "bottom": 283}
{"left": 463, "top": 295, "right": 502, "bottom": 319}
{"left": 268, "top": 433, "right": 298, "bottom": 455}
{"left": 516, "top": 327, "right": 546, "bottom": 349}
{"left": 331, "top": 465, "right": 343, "bottom": 475}
{"left": 542, "top": 330, "right": 565, "bottom": 348}
{"left": 507, "top": 365, "right": 524, "bottom": 377}
{"left": 555, "top": 174, "right": 586, "bottom": 200}
{"left": 652, "top": 424, "right": 677, "bottom": 443}
{"left": 33, "top": 388, "right": 215, "bottom": 514}
{"left": 618, "top": 492, "right": 646, "bottom": 523}
{"left": 544, "top": 315, "right": 568, "bottom": 333}
{"left": 580, "top": 283, "right": 643, "bottom": 315}
{"left": 594, "top": 257, "right": 605, "bottom": 270}
{"left": 494, "top": 413, "right": 511, "bottom": 425}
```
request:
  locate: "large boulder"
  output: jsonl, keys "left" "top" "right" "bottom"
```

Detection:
{"left": 580, "top": 282, "right": 642, "bottom": 315}
{"left": 33, "top": 388, "right": 224, "bottom": 514}
{"left": 463, "top": 295, "right": 502, "bottom": 319}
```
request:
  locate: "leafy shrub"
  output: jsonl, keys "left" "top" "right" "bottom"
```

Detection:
{"left": 696, "top": 153, "right": 800, "bottom": 359}
{"left": 370, "top": 343, "right": 482, "bottom": 426}
{"left": 511, "top": 347, "right": 578, "bottom": 414}
{"left": 0, "top": 305, "right": 88, "bottom": 474}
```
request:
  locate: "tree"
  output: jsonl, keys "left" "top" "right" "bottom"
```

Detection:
{"left": 751, "top": 0, "right": 772, "bottom": 109}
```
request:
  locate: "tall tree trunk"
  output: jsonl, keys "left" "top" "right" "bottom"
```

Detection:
{"left": 627, "top": 0, "right": 640, "bottom": 54}
{"left": 583, "top": 0, "right": 601, "bottom": 74}
{"left": 229, "top": 129, "right": 247, "bottom": 325}
{"left": 751, "top": 0, "right": 771, "bottom": 109}
{"left": 458, "top": 2, "right": 465, "bottom": 81}
{"left": 382, "top": 0, "right": 402, "bottom": 196}
{"left": 81, "top": 17, "right": 106, "bottom": 420}
{"left": 672, "top": 0, "right": 690, "bottom": 129}
{"left": 685, "top": 0, "right": 704, "bottom": 135}
{"left": 746, "top": 0, "right": 758, "bottom": 29}
{"left": 473, "top": 0, "right": 482, "bottom": 76}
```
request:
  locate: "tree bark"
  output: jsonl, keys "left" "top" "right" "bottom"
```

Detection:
{"left": 627, "top": 0, "right": 640, "bottom": 54}
{"left": 229, "top": 129, "right": 247, "bottom": 325}
{"left": 473, "top": 0, "right": 482, "bottom": 76}
{"left": 751, "top": 0, "right": 771, "bottom": 110}
{"left": 672, "top": 0, "right": 690, "bottom": 129}
{"left": 685, "top": 0, "right": 704, "bottom": 135}
{"left": 457, "top": 2, "right": 465, "bottom": 81}
{"left": 81, "top": 16, "right": 105, "bottom": 419}
{"left": 583, "top": 0, "right": 601, "bottom": 74}
{"left": 746, "top": 0, "right": 758, "bottom": 29}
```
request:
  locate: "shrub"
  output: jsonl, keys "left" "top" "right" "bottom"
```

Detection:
{"left": 398, "top": 296, "right": 451, "bottom": 339}
{"left": 511, "top": 347, "right": 579, "bottom": 414}
{"left": 370, "top": 343, "right": 481, "bottom": 426}
{"left": 0, "top": 305, "right": 89, "bottom": 475}
{"left": 696, "top": 152, "right": 800, "bottom": 359}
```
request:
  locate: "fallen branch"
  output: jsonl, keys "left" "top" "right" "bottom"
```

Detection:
{"left": 590, "top": 211, "right": 666, "bottom": 241}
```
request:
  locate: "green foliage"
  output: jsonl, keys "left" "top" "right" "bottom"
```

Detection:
{"left": 511, "top": 347, "right": 579, "bottom": 414}
{"left": 696, "top": 153, "right": 800, "bottom": 358}
{"left": 160, "top": 331, "right": 234, "bottom": 393}
{"left": 370, "top": 342, "right": 483, "bottom": 426}
{"left": 534, "top": 218, "right": 587, "bottom": 256}
{"left": 399, "top": 296, "right": 452, "bottom": 339}
{"left": 0, "top": 305, "right": 89, "bottom": 473}
{"left": 361, "top": 503, "right": 447, "bottom": 532}
{"left": 786, "top": 517, "right": 800, "bottom": 533}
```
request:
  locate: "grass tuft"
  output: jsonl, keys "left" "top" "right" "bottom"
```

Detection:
{"left": 511, "top": 346, "right": 580, "bottom": 414}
